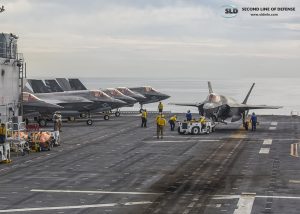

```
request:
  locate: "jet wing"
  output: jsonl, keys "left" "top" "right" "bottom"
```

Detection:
{"left": 38, "top": 96, "right": 93, "bottom": 105}
{"left": 169, "top": 102, "right": 204, "bottom": 107}
{"left": 229, "top": 103, "right": 282, "bottom": 110}
{"left": 24, "top": 101, "right": 63, "bottom": 109}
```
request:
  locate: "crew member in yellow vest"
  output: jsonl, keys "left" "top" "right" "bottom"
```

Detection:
{"left": 199, "top": 116, "right": 207, "bottom": 131}
{"left": 0, "top": 123, "right": 6, "bottom": 143}
{"left": 141, "top": 109, "right": 148, "bottom": 128}
{"left": 169, "top": 115, "right": 177, "bottom": 131}
{"left": 158, "top": 102, "right": 163, "bottom": 113}
{"left": 156, "top": 114, "right": 167, "bottom": 139}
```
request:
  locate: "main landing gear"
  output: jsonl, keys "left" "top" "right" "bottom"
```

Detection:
{"left": 115, "top": 109, "right": 121, "bottom": 117}
{"left": 86, "top": 112, "right": 93, "bottom": 126}
{"left": 139, "top": 104, "right": 144, "bottom": 113}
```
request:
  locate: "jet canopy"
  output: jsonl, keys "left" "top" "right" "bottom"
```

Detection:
{"left": 105, "top": 88, "right": 125, "bottom": 96}
{"left": 90, "top": 90, "right": 111, "bottom": 98}
{"left": 116, "top": 87, "right": 139, "bottom": 96}
{"left": 144, "top": 86, "right": 159, "bottom": 93}
{"left": 208, "top": 93, "right": 221, "bottom": 103}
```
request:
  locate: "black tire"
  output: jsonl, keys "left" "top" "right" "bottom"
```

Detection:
{"left": 86, "top": 119, "right": 93, "bottom": 126}
{"left": 139, "top": 109, "right": 143, "bottom": 113}
{"left": 48, "top": 142, "right": 52, "bottom": 151}
{"left": 212, "top": 127, "right": 216, "bottom": 132}
{"left": 115, "top": 111, "right": 121, "bottom": 117}
{"left": 178, "top": 127, "right": 184, "bottom": 135}
{"left": 192, "top": 127, "right": 200, "bottom": 135}
{"left": 24, "top": 142, "right": 30, "bottom": 154}
{"left": 38, "top": 119, "right": 47, "bottom": 127}
{"left": 104, "top": 115, "right": 110, "bottom": 120}
{"left": 206, "top": 126, "right": 210, "bottom": 134}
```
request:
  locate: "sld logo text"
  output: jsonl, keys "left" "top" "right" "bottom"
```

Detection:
{"left": 222, "top": 5, "right": 238, "bottom": 18}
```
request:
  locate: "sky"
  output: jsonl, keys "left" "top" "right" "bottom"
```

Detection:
{"left": 0, "top": 0, "right": 299, "bottom": 78}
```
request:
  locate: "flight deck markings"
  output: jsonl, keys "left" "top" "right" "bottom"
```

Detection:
{"left": 31, "top": 189, "right": 161, "bottom": 195}
{"left": 263, "top": 139, "right": 272, "bottom": 145}
{"left": 270, "top": 122, "right": 278, "bottom": 126}
{"left": 269, "top": 127, "right": 277, "bottom": 130}
{"left": 233, "top": 193, "right": 256, "bottom": 214}
{"left": 0, "top": 201, "right": 153, "bottom": 213}
{"left": 259, "top": 148, "right": 270, "bottom": 154}
{"left": 144, "top": 140, "right": 219, "bottom": 143}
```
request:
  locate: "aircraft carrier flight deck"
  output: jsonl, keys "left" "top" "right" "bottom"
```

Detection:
{"left": 0, "top": 114, "right": 299, "bottom": 214}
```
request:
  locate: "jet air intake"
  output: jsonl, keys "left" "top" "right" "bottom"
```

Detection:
{"left": 231, "top": 114, "right": 242, "bottom": 122}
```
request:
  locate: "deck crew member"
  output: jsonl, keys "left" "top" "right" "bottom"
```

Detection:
{"left": 53, "top": 112, "right": 62, "bottom": 145}
{"left": 156, "top": 114, "right": 167, "bottom": 139}
{"left": 250, "top": 112, "right": 257, "bottom": 131}
{"left": 186, "top": 110, "right": 192, "bottom": 121}
{"left": 0, "top": 123, "right": 6, "bottom": 144}
{"left": 199, "top": 116, "right": 206, "bottom": 131}
{"left": 158, "top": 102, "right": 163, "bottom": 113}
{"left": 169, "top": 115, "right": 177, "bottom": 131}
{"left": 244, "top": 115, "right": 251, "bottom": 131}
{"left": 57, "top": 112, "right": 62, "bottom": 132}
{"left": 141, "top": 109, "right": 148, "bottom": 128}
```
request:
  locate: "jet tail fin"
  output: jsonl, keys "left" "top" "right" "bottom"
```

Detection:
{"left": 45, "top": 79, "right": 64, "bottom": 92}
{"left": 69, "top": 78, "right": 87, "bottom": 90}
{"left": 208, "top": 81, "right": 213, "bottom": 94}
{"left": 242, "top": 83, "right": 255, "bottom": 104}
{"left": 56, "top": 78, "right": 72, "bottom": 91}
{"left": 27, "top": 79, "right": 51, "bottom": 93}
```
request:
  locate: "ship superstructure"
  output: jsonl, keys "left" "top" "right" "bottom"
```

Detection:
{"left": 0, "top": 33, "right": 25, "bottom": 123}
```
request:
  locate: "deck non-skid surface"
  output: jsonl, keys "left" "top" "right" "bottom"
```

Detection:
{"left": 0, "top": 115, "right": 299, "bottom": 214}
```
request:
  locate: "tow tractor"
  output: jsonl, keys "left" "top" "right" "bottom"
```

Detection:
{"left": 177, "top": 119, "right": 215, "bottom": 135}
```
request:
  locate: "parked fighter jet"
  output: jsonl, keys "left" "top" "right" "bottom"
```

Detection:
{"left": 60, "top": 79, "right": 169, "bottom": 113}
{"left": 129, "top": 86, "right": 170, "bottom": 111}
{"left": 170, "top": 82, "right": 281, "bottom": 129}
{"left": 22, "top": 92, "right": 63, "bottom": 117}
{"left": 102, "top": 88, "right": 137, "bottom": 116}
{"left": 24, "top": 80, "right": 126, "bottom": 125}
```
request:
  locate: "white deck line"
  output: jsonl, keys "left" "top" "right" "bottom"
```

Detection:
{"left": 0, "top": 201, "right": 152, "bottom": 213}
{"left": 263, "top": 139, "right": 272, "bottom": 145}
{"left": 270, "top": 122, "right": 278, "bottom": 126}
{"left": 145, "top": 140, "right": 219, "bottom": 143}
{"left": 289, "top": 180, "right": 300, "bottom": 184}
{"left": 213, "top": 194, "right": 300, "bottom": 200}
{"left": 269, "top": 127, "right": 277, "bottom": 130}
{"left": 31, "top": 189, "right": 161, "bottom": 195}
{"left": 233, "top": 194, "right": 256, "bottom": 214}
{"left": 153, "top": 136, "right": 300, "bottom": 141}
{"left": 259, "top": 148, "right": 270, "bottom": 154}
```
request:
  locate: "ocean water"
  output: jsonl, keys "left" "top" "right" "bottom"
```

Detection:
{"left": 81, "top": 77, "right": 300, "bottom": 115}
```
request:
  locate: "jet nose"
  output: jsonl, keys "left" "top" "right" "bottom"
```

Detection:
{"left": 134, "top": 93, "right": 146, "bottom": 99}
{"left": 160, "top": 93, "right": 170, "bottom": 101}
{"left": 110, "top": 98, "right": 127, "bottom": 105}
{"left": 123, "top": 96, "right": 137, "bottom": 103}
